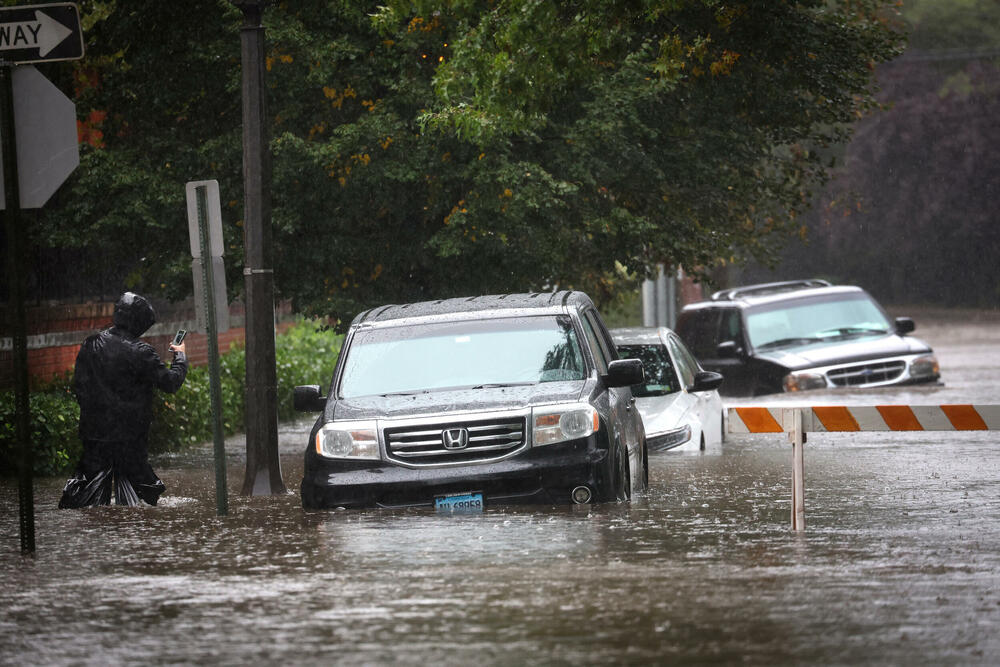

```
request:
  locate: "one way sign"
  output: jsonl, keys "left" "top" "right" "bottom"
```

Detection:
{"left": 0, "top": 3, "right": 83, "bottom": 65}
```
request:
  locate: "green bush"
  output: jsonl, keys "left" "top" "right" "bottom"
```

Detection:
{"left": 0, "top": 320, "right": 341, "bottom": 476}
{"left": 0, "top": 384, "right": 82, "bottom": 477}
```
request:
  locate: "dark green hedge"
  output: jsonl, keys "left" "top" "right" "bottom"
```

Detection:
{"left": 0, "top": 321, "right": 341, "bottom": 477}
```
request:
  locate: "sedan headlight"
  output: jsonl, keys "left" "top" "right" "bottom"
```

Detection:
{"left": 783, "top": 371, "right": 827, "bottom": 392}
{"left": 532, "top": 404, "right": 599, "bottom": 446}
{"left": 315, "top": 421, "right": 380, "bottom": 459}
{"left": 909, "top": 354, "right": 939, "bottom": 379}
{"left": 648, "top": 424, "right": 691, "bottom": 451}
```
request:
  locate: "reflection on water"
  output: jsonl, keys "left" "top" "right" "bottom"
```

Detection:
{"left": 2, "top": 321, "right": 999, "bottom": 664}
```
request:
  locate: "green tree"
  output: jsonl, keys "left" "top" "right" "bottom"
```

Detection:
{"left": 23, "top": 0, "right": 904, "bottom": 328}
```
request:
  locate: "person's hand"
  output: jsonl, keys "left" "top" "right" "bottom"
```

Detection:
{"left": 169, "top": 341, "right": 186, "bottom": 356}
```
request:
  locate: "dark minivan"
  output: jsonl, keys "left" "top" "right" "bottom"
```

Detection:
{"left": 295, "top": 291, "right": 648, "bottom": 509}
{"left": 675, "top": 279, "right": 940, "bottom": 396}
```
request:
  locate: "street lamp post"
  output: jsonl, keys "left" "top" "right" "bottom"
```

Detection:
{"left": 231, "top": 0, "right": 285, "bottom": 495}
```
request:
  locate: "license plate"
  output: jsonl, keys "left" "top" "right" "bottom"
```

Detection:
{"left": 434, "top": 491, "right": 484, "bottom": 513}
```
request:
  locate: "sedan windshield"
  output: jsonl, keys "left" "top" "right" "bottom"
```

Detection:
{"left": 616, "top": 344, "right": 680, "bottom": 397}
{"left": 746, "top": 293, "right": 891, "bottom": 350}
{"left": 339, "top": 316, "right": 586, "bottom": 398}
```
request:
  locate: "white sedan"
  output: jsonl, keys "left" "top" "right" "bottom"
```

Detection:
{"left": 612, "top": 327, "right": 725, "bottom": 452}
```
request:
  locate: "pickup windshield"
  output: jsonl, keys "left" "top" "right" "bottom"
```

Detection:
{"left": 339, "top": 316, "right": 586, "bottom": 398}
{"left": 746, "top": 293, "right": 891, "bottom": 350}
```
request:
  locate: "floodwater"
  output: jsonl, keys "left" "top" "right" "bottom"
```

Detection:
{"left": 2, "top": 314, "right": 999, "bottom": 665}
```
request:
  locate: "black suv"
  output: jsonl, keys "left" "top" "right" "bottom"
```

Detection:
{"left": 675, "top": 279, "right": 940, "bottom": 396}
{"left": 295, "top": 292, "right": 648, "bottom": 509}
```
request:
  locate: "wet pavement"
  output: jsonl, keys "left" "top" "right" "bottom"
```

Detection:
{"left": 2, "top": 314, "right": 998, "bottom": 665}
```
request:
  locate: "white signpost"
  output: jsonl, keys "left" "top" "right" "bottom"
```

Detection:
{"left": 0, "top": 65, "right": 79, "bottom": 209}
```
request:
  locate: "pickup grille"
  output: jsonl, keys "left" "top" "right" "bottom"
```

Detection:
{"left": 828, "top": 360, "right": 907, "bottom": 387}
{"left": 384, "top": 417, "right": 527, "bottom": 466}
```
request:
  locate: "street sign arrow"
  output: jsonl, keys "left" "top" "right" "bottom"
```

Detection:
{"left": 0, "top": 11, "right": 72, "bottom": 58}
{"left": 0, "top": 4, "right": 83, "bottom": 65}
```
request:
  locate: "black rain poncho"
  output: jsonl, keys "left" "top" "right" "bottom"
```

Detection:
{"left": 59, "top": 293, "right": 188, "bottom": 508}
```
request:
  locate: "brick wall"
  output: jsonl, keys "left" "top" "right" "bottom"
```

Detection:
{"left": 1, "top": 298, "right": 294, "bottom": 389}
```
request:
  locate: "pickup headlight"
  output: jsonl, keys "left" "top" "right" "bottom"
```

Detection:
{"left": 315, "top": 421, "right": 380, "bottom": 459}
{"left": 909, "top": 354, "right": 939, "bottom": 379}
{"left": 532, "top": 404, "right": 599, "bottom": 446}
{"left": 783, "top": 371, "right": 827, "bottom": 392}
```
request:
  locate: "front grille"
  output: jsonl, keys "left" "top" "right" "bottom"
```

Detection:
{"left": 828, "top": 360, "right": 907, "bottom": 386}
{"left": 384, "top": 417, "right": 527, "bottom": 466}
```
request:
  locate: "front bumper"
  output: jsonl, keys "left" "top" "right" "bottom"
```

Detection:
{"left": 301, "top": 439, "right": 610, "bottom": 509}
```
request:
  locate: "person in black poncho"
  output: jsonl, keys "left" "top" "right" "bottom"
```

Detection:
{"left": 59, "top": 292, "right": 188, "bottom": 508}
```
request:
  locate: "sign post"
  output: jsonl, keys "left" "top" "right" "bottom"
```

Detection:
{"left": 186, "top": 180, "right": 229, "bottom": 516}
{"left": 0, "top": 2, "right": 83, "bottom": 556}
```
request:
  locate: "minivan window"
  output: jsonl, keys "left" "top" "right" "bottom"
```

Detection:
{"left": 581, "top": 313, "right": 609, "bottom": 373}
{"left": 339, "top": 316, "right": 585, "bottom": 398}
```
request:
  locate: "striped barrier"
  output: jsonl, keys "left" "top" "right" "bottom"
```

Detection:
{"left": 729, "top": 404, "right": 1000, "bottom": 434}
{"left": 726, "top": 405, "right": 1000, "bottom": 532}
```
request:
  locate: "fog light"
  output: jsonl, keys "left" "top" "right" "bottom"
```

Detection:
{"left": 571, "top": 486, "right": 592, "bottom": 504}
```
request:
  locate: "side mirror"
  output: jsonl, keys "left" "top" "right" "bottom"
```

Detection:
{"left": 605, "top": 358, "right": 645, "bottom": 388}
{"left": 294, "top": 384, "right": 327, "bottom": 412}
{"left": 688, "top": 370, "right": 724, "bottom": 393}
{"left": 716, "top": 340, "right": 742, "bottom": 359}
{"left": 894, "top": 317, "right": 916, "bottom": 335}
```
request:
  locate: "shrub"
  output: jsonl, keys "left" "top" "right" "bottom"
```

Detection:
{"left": 0, "top": 320, "right": 341, "bottom": 476}
{"left": 0, "top": 384, "right": 82, "bottom": 478}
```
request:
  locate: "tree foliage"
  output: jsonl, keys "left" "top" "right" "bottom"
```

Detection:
{"left": 735, "top": 0, "right": 1000, "bottom": 307}
{"left": 22, "top": 0, "right": 903, "bottom": 328}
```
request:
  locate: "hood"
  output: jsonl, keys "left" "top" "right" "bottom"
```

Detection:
{"left": 754, "top": 333, "right": 933, "bottom": 370}
{"left": 330, "top": 381, "right": 587, "bottom": 421}
{"left": 112, "top": 292, "right": 156, "bottom": 337}
{"left": 634, "top": 392, "right": 687, "bottom": 436}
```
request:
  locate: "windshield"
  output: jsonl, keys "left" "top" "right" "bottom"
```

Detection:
{"left": 746, "top": 292, "right": 891, "bottom": 350}
{"left": 339, "top": 315, "right": 586, "bottom": 398}
{"left": 616, "top": 343, "right": 680, "bottom": 397}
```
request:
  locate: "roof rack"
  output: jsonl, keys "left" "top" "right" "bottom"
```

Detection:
{"left": 710, "top": 279, "right": 832, "bottom": 301}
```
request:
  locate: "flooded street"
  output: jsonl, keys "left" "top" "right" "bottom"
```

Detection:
{"left": 2, "top": 315, "right": 999, "bottom": 665}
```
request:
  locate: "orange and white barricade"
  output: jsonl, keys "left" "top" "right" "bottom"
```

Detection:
{"left": 727, "top": 405, "right": 999, "bottom": 531}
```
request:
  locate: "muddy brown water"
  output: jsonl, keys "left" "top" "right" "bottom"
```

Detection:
{"left": 2, "top": 315, "right": 999, "bottom": 665}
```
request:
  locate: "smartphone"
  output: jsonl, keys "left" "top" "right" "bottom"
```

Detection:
{"left": 172, "top": 329, "right": 187, "bottom": 346}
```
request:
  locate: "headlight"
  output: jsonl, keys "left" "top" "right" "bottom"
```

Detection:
{"left": 783, "top": 371, "right": 827, "bottom": 392}
{"left": 648, "top": 424, "right": 691, "bottom": 451}
{"left": 532, "top": 404, "right": 598, "bottom": 446}
{"left": 909, "top": 354, "right": 939, "bottom": 379}
{"left": 315, "top": 421, "right": 380, "bottom": 459}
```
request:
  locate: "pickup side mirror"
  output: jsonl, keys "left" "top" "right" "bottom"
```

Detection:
{"left": 605, "top": 358, "right": 645, "bottom": 388}
{"left": 294, "top": 384, "right": 327, "bottom": 412}
{"left": 716, "top": 340, "right": 743, "bottom": 359}
{"left": 688, "top": 370, "right": 724, "bottom": 393}
{"left": 894, "top": 317, "right": 916, "bottom": 335}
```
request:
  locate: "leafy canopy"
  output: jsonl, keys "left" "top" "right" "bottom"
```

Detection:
{"left": 31, "top": 0, "right": 903, "bottom": 328}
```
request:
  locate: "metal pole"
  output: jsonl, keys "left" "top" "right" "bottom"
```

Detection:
{"left": 1, "top": 63, "right": 34, "bottom": 554}
{"left": 233, "top": 1, "right": 284, "bottom": 495}
{"left": 196, "top": 186, "right": 229, "bottom": 515}
{"left": 789, "top": 408, "right": 806, "bottom": 531}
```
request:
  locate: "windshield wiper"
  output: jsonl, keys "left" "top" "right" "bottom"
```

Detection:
{"left": 756, "top": 336, "right": 825, "bottom": 350}
{"left": 471, "top": 382, "right": 537, "bottom": 389}
{"left": 817, "top": 327, "right": 890, "bottom": 339}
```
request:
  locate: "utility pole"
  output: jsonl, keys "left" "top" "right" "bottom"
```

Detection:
{"left": 231, "top": 0, "right": 285, "bottom": 495}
